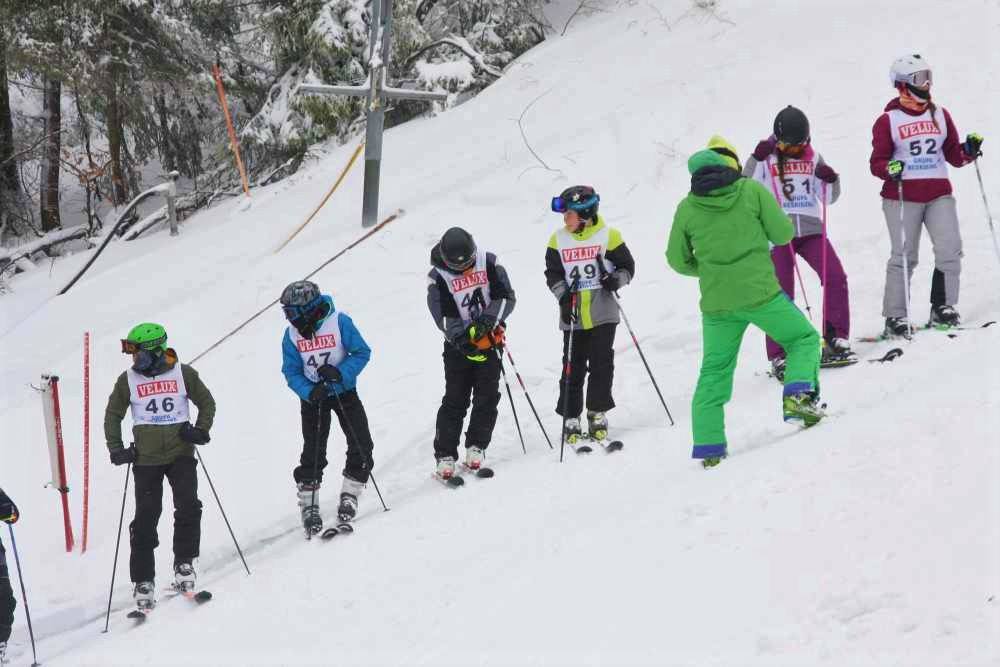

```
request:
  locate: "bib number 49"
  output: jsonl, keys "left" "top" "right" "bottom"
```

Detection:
{"left": 568, "top": 264, "right": 598, "bottom": 281}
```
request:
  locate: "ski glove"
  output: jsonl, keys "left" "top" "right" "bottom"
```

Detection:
{"left": 451, "top": 330, "right": 480, "bottom": 356}
{"left": 964, "top": 132, "right": 984, "bottom": 158}
{"left": 814, "top": 163, "right": 838, "bottom": 183}
{"left": 471, "top": 315, "right": 496, "bottom": 339}
{"left": 0, "top": 488, "right": 18, "bottom": 524}
{"left": 753, "top": 137, "right": 777, "bottom": 161}
{"left": 600, "top": 271, "right": 624, "bottom": 292}
{"left": 179, "top": 422, "right": 211, "bottom": 445}
{"left": 887, "top": 160, "right": 905, "bottom": 182}
{"left": 317, "top": 364, "right": 342, "bottom": 383}
{"left": 110, "top": 445, "right": 137, "bottom": 466}
{"left": 308, "top": 383, "right": 328, "bottom": 405}
{"left": 559, "top": 290, "right": 578, "bottom": 325}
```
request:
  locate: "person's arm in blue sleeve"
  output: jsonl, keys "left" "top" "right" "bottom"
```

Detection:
{"left": 281, "top": 329, "right": 314, "bottom": 401}
{"left": 336, "top": 313, "right": 371, "bottom": 387}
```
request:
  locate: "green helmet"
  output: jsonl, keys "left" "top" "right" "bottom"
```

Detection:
{"left": 124, "top": 322, "right": 168, "bottom": 352}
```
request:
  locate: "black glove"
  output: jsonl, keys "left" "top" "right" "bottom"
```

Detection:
{"left": 559, "top": 290, "right": 578, "bottom": 325}
{"left": 964, "top": 132, "right": 983, "bottom": 158}
{"left": 179, "top": 422, "right": 211, "bottom": 445}
{"left": 110, "top": 446, "right": 137, "bottom": 466}
{"left": 451, "top": 330, "right": 479, "bottom": 356}
{"left": 471, "top": 314, "right": 496, "bottom": 339}
{"left": 600, "top": 271, "right": 623, "bottom": 292}
{"left": 317, "top": 364, "right": 342, "bottom": 383}
{"left": 308, "top": 383, "right": 328, "bottom": 405}
{"left": 0, "top": 488, "right": 18, "bottom": 524}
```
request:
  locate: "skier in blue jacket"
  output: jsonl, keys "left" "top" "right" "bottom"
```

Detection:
{"left": 280, "top": 280, "right": 375, "bottom": 535}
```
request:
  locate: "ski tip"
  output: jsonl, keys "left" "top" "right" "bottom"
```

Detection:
{"left": 127, "top": 610, "right": 148, "bottom": 621}
{"left": 575, "top": 446, "right": 594, "bottom": 455}
{"left": 476, "top": 467, "right": 495, "bottom": 478}
{"left": 607, "top": 441, "right": 624, "bottom": 452}
{"left": 194, "top": 591, "right": 213, "bottom": 603}
{"left": 448, "top": 476, "right": 466, "bottom": 487}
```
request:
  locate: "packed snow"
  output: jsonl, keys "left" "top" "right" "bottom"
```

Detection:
{"left": 1, "top": 1, "right": 998, "bottom": 665}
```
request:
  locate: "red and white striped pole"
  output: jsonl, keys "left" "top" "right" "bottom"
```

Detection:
{"left": 41, "top": 374, "right": 75, "bottom": 552}
{"left": 82, "top": 333, "right": 91, "bottom": 553}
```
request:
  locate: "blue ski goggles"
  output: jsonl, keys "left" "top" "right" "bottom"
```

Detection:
{"left": 551, "top": 192, "right": 599, "bottom": 213}
{"left": 282, "top": 296, "right": 323, "bottom": 321}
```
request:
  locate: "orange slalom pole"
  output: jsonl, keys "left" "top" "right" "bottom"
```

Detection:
{"left": 212, "top": 63, "right": 251, "bottom": 198}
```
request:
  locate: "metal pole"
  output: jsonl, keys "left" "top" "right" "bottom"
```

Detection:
{"left": 558, "top": 292, "right": 578, "bottom": 463}
{"left": 361, "top": 0, "right": 387, "bottom": 228}
{"left": 7, "top": 526, "right": 39, "bottom": 666}
{"left": 974, "top": 159, "right": 1000, "bottom": 266}
{"left": 496, "top": 350, "right": 527, "bottom": 455}
{"left": 103, "top": 462, "right": 130, "bottom": 633}
{"left": 194, "top": 449, "right": 251, "bottom": 575}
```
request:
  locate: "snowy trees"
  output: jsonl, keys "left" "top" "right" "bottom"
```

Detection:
{"left": 0, "top": 0, "right": 547, "bottom": 255}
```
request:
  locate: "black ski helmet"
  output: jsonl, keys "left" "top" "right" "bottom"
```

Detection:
{"left": 557, "top": 185, "right": 600, "bottom": 221}
{"left": 280, "top": 280, "right": 321, "bottom": 308}
{"left": 773, "top": 106, "right": 810, "bottom": 145}
{"left": 440, "top": 227, "right": 477, "bottom": 272}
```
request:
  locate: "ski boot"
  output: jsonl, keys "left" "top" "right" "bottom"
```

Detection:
{"left": 563, "top": 417, "right": 583, "bottom": 445}
{"left": 296, "top": 480, "right": 323, "bottom": 536}
{"left": 884, "top": 316, "right": 912, "bottom": 338}
{"left": 769, "top": 357, "right": 786, "bottom": 382}
{"left": 338, "top": 476, "right": 365, "bottom": 523}
{"left": 821, "top": 337, "right": 858, "bottom": 367}
{"left": 702, "top": 455, "right": 726, "bottom": 469}
{"left": 464, "top": 445, "right": 485, "bottom": 471}
{"left": 134, "top": 580, "right": 156, "bottom": 611}
{"left": 173, "top": 561, "right": 196, "bottom": 594}
{"left": 435, "top": 456, "right": 457, "bottom": 480}
{"left": 783, "top": 392, "right": 826, "bottom": 427}
{"left": 0, "top": 640, "right": 7, "bottom": 664}
{"left": 929, "top": 304, "right": 961, "bottom": 328}
{"left": 587, "top": 411, "right": 608, "bottom": 441}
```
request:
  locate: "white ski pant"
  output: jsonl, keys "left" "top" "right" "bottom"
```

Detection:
{"left": 881, "top": 195, "right": 962, "bottom": 319}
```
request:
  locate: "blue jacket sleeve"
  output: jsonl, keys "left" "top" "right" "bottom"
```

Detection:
{"left": 336, "top": 313, "right": 371, "bottom": 389}
{"left": 281, "top": 329, "right": 314, "bottom": 402}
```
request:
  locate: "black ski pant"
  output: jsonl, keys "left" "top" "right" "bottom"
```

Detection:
{"left": 295, "top": 389, "right": 375, "bottom": 486}
{"left": 129, "top": 456, "right": 202, "bottom": 583}
{"left": 434, "top": 343, "right": 501, "bottom": 460}
{"left": 0, "top": 537, "right": 13, "bottom": 643}
{"left": 556, "top": 322, "right": 617, "bottom": 417}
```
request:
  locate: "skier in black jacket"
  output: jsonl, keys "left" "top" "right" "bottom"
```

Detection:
{"left": 0, "top": 487, "right": 19, "bottom": 664}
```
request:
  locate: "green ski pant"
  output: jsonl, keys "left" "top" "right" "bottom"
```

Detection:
{"left": 691, "top": 293, "right": 820, "bottom": 459}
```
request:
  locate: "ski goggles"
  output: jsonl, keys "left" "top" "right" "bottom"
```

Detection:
{"left": 282, "top": 296, "right": 323, "bottom": 321}
{"left": 901, "top": 69, "right": 932, "bottom": 87}
{"left": 551, "top": 190, "right": 599, "bottom": 214}
{"left": 120, "top": 336, "right": 166, "bottom": 354}
{"left": 776, "top": 141, "right": 807, "bottom": 157}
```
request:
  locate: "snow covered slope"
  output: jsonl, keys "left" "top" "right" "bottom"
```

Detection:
{"left": 1, "top": 1, "right": 999, "bottom": 664}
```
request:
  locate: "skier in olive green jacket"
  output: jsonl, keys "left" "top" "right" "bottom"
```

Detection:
{"left": 666, "top": 138, "right": 824, "bottom": 468}
{"left": 105, "top": 323, "right": 216, "bottom": 610}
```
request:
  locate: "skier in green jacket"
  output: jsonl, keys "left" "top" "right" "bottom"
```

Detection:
{"left": 667, "top": 138, "right": 824, "bottom": 467}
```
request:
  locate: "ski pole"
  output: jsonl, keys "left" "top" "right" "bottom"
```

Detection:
{"left": 330, "top": 389, "right": 389, "bottom": 513}
{"left": 103, "top": 461, "right": 130, "bottom": 633}
{"left": 821, "top": 183, "right": 830, "bottom": 341}
{"left": 496, "top": 349, "right": 527, "bottom": 455}
{"left": 194, "top": 449, "right": 251, "bottom": 575}
{"left": 767, "top": 157, "right": 812, "bottom": 319}
{"left": 502, "top": 345, "right": 554, "bottom": 450}
{"left": 610, "top": 291, "right": 676, "bottom": 426}
{"left": 559, "top": 291, "right": 579, "bottom": 463}
{"left": 7, "top": 526, "right": 39, "bottom": 666}
{"left": 897, "top": 182, "right": 914, "bottom": 338}
{"left": 973, "top": 159, "right": 1000, "bottom": 267}
{"left": 306, "top": 401, "right": 324, "bottom": 541}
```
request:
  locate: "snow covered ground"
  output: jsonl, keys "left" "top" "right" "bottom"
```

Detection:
{"left": 1, "top": 1, "right": 998, "bottom": 664}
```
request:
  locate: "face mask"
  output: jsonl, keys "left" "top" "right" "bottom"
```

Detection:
{"left": 132, "top": 349, "right": 161, "bottom": 373}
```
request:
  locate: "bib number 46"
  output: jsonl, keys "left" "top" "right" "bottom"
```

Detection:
{"left": 145, "top": 397, "right": 175, "bottom": 413}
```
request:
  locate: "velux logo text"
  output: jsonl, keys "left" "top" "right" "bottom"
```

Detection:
{"left": 136, "top": 380, "right": 178, "bottom": 398}
{"left": 769, "top": 160, "right": 813, "bottom": 176}
{"left": 296, "top": 335, "right": 337, "bottom": 353}
{"left": 561, "top": 245, "right": 601, "bottom": 263}
{"left": 899, "top": 121, "right": 938, "bottom": 139}
{"left": 451, "top": 271, "right": 488, "bottom": 292}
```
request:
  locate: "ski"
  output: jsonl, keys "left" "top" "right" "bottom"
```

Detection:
{"left": 460, "top": 463, "right": 495, "bottom": 478}
{"left": 433, "top": 472, "right": 465, "bottom": 488}
{"left": 857, "top": 320, "right": 996, "bottom": 342}
{"left": 127, "top": 609, "right": 149, "bottom": 622}
{"left": 165, "top": 587, "right": 213, "bottom": 604}
{"left": 588, "top": 436, "right": 624, "bottom": 453}
{"left": 321, "top": 523, "right": 354, "bottom": 540}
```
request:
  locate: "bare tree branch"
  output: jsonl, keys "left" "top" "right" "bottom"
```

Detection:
{"left": 515, "top": 90, "right": 561, "bottom": 176}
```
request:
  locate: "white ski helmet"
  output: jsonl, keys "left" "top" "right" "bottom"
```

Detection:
{"left": 890, "top": 54, "right": 932, "bottom": 87}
